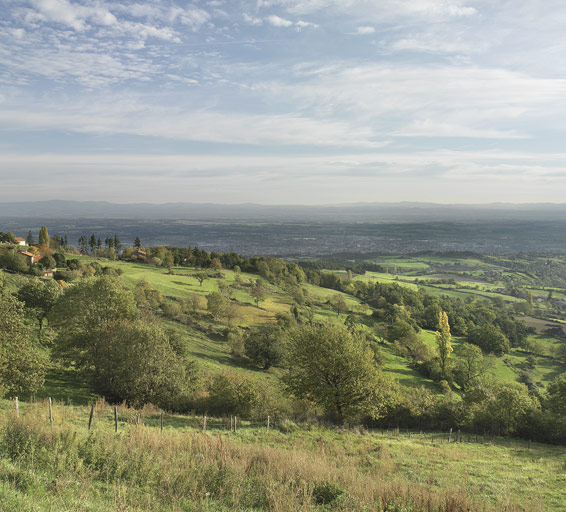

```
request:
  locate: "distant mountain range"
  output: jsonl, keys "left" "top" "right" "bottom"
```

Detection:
{"left": 2, "top": 200, "right": 566, "bottom": 222}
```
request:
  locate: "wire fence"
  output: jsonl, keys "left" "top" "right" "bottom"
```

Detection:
{"left": 7, "top": 396, "right": 537, "bottom": 451}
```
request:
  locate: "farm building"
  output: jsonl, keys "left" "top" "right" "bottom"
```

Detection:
{"left": 18, "top": 250, "right": 36, "bottom": 265}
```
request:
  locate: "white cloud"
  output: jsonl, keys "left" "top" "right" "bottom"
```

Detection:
{"left": 355, "top": 26, "right": 375, "bottom": 35}
{"left": 257, "top": 0, "right": 477, "bottom": 20}
{"left": 394, "top": 120, "right": 529, "bottom": 140}
{"left": 266, "top": 15, "right": 294, "bottom": 27}
{"left": 0, "top": 96, "right": 383, "bottom": 147}
{"left": 243, "top": 13, "right": 263, "bottom": 25}
{"left": 29, "top": 0, "right": 117, "bottom": 31}
{"left": 295, "top": 20, "right": 318, "bottom": 30}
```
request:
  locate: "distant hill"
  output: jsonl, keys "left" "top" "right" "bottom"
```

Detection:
{"left": 1, "top": 200, "right": 566, "bottom": 222}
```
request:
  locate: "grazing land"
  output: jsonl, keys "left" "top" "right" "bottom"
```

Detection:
{"left": 1, "top": 399, "right": 564, "bottom": 511}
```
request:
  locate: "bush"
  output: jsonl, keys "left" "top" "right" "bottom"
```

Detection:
{"left": 312, "top": 482, "right": 345, "bottom": 506}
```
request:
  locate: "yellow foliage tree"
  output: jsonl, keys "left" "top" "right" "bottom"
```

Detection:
{"left": 435, "top": 311, "right": 453, "bottom": 379}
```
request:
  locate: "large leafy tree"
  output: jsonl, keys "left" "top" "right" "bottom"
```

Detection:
{"left": 50, "top": 276, "right": 138, "bottom": 368}
{"left": 244, "top": 324, "right": 286, "bottom": 369}
{"left": 453, "top": 342, "right": 494, "bottom": 390}
{"left": 0, "top": 294, "right": 47, "bottom": 396}
{"left": 468, "top": 324, "right": 511, "bottom": 355}
{"left": 17, "top": 278, "right": 62, "bottom": 337}
{"left": 91, "top": 319, "right": 193, "bottom": 409}
{"left": 545, "top": 374, "right": 566, "bottom": 417}
{"left": 284, "top": 323, "right": 395, "bottom": 424}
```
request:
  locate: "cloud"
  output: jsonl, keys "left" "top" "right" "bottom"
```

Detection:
{"left": 355, "top": 26, "right": 375, "bottom": 35}
{"left": 0, "top": 94, "right": 384, "bottom": 147}
{"left": 295, "top": 20, "right": 318, "bottom": 30}
{"left": 29, "top": 0, "right": 117, "bottom": 31}
{"left": 243, "top": 13, "right": 263, "bottom": 25}
{"left": 266, "top": 15, "right": 294, "bottom": 27}
{"left": 257, "top": 0, "right": 477, "bottom": 20}
{"left": 394, "top": 120, "right": 529, "bottom": 140}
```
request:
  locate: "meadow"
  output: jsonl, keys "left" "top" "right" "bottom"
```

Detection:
{"left": 1, "top": 398, "right": 565, "bottom": 512}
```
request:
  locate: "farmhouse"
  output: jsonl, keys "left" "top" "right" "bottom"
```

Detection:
{"left": 132, "top": 249, "right": 147, "bottom": 261}
{"left": 14, "top": 237, "right": 26, "bottom": 246}
{"left": 18, "top": 250, "right": 36, "bottom": 265}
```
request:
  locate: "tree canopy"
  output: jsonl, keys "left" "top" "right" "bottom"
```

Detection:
{"left": 284, "top": 323, "right": 395, "bottom": 424}
{"left": 0, "top": 294, "right": 47, "bottom": 396}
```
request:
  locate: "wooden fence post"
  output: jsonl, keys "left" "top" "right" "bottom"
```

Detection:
{"left": 48, "top": 397, "right": 53, "bottom": 426}
{"left": 88, "top": 403, "right": 95, "bottom": 430}
{"left": 203, "top": 414, "right": 207, "bottom": 432}
{"left": 234, "top": 416, "right": 237, "bottom": 434}
{"left": 267, "top": 415, "right": 270, "bottom": 430}
{"left": 448, "top": 428, "right": 452, "bottom": 443}
{"left": 114, "top": 406, "right": 118, "bottom": 433}
{"left": 161, "top": 412, "right": 164, "bottom": 433}
{"left": 15, "top": 397, "right": 19, "bottom": 418}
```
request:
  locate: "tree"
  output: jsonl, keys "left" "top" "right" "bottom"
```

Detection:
{"left": 194, "top": 272, "right": 209, "bottom": 287}
{"left": 39, "top": 254, "right": 56, "bottom": 269}
{"left": 284, "top": 323, "right": 394, "bottom": 424}
{"left": 468, "top": 324, "right": 510, "bottom": 356}
{"left": 38, "top": 226, "right": 50, "bottom": 247}
{"left": 329, "top": 294, "right": 348, "bottom": 316}
{"left": 134, "top": 237, "right": 141, "bottom": 249}
{"left": 91, "top": 319, "right": 193, "bottom": 409}
{"left": 435, "top": 311, "right": 453, "bottom": 379}
{"left": 134, "top": 278, "right": 163, "bottom": 310}
{"left": 244, "top": 324, "right": 286, "bottom": 369}
{"left": 50, "top": 276, "right": 138, "bottom": 368}
{"left": 453, "top": 343, "right": 494, "bottom": 390}
{"left": 17, "top": 278, "right": 62, "bottom": 337}
{"left": 163, "top": 252, "right": 174, "bottom": 273}
{"left": 207, "top": 371, "right": 260, "bottom": 416}
{"left": 250, "top": 279, "right": 267, "bottom": 307}
{"left": 113, "top": 234, "right": 121, "bottom": 252}
{"left": 26, "top": 230, "right": 34, "bottom": 246}
{"left": 0, "top": 294, "right": 47, "bottom": 395}
{"left": 89, "top": 234, "right": 97, "bottom": 255}
{"left": 210, "top": 257, "right": 222, "bottom": 271}
{"left": 78, "top": 235, "right": 88, "bottom": 255}
{"left": 0, "top": 252, "right": 29, "bottom": 273}
{"left": 469, "top": 381, "right": 539, "bottom": 436}
{"left": 185, "top": 293, "right": 206, "bottom": 314}
{"left": 545, "top": 374, "right": 566, "bottom": 417}
{"left": 207, "top": 291, "right": 227, "bottom": 319}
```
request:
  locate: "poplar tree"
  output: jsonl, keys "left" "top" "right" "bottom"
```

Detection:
{"left": 38, "top": 226, "right": 50, "bottom": 247}
{"left": 435, "top": 311, "right": 453, "bottom": 379}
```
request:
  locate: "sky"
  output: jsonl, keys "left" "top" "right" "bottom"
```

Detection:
{"left": 2, "top": 0, "right": 566, "bottom": 204}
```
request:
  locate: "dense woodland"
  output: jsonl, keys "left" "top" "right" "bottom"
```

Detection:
{"left": 2, "top": 227, "right": 566, "bottom": 445}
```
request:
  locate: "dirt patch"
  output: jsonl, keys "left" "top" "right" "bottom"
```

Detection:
{"left": 521, "top": 316, "right": 566, "bottom": 334}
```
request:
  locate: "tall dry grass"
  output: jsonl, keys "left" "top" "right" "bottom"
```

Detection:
{"left": 0, "top": 405, "right": 543, "bottom": 512}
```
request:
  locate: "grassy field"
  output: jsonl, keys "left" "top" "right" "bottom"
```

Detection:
{"left": 1, "top": 398, "right": 564, "bottom": 511}
{"left": 8, "top": 253, "right": 564, "bottom": 401}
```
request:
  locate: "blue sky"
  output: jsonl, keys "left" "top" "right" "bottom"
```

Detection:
{"left": 2, "top": 0, "right": 566, "bottom": 204}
